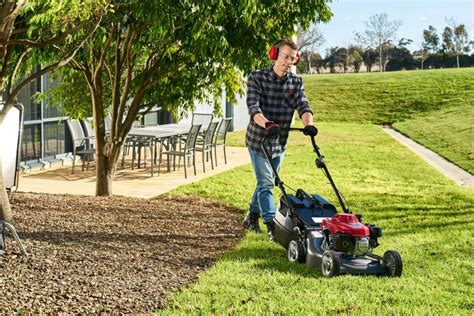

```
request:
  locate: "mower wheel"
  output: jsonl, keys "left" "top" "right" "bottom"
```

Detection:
{"left": 321, "top": 250, "right": 340, "bottom": 277}
{"left": 287, "top": 240, "right": 306, "bottom": 263}
{"left": 383, "top": 250, "right": 403, "bottom": 277}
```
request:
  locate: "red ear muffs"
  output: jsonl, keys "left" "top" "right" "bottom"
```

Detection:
{"left": 268, "top": 41, "right": 301, "bottom": 65}
{"left": 294, "top": 51, "right": 301, "bottom": 65}
{"left": 268, "top": 46, "right": 279, "bottom": 60}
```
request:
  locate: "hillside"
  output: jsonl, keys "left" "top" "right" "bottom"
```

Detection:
{"left": 302, "top": 68, "right": 474, "bottom": 173}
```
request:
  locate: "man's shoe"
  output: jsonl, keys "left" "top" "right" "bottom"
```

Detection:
{"left": 265, "top": 221, "right": 276, "bottom": 242}
{"left": 242, "top": 211, "right": 262, "bottom": 233}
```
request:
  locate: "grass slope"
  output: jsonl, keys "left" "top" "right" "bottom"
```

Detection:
{"left": 304, "top": 68, "right": 474, "bottom": 174}
{"left": 302, "top": 68, "right": 474, "bottom": 124}
{"left": 393, "top": 103, "right": 474, "bottom": 174}
{"left": 159, "top": 123, "right": 474, "bottom": 315}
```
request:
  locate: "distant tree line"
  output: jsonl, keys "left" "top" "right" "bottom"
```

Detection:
{"left": 297, "top": 13, "right": 474, "bottom": 74}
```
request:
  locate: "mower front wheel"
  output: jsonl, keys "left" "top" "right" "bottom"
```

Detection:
{"left": 321, "top": 250, "right": 340, "bottom": 277}
{"left": 383, "top": 250, "right": 403, "bottom": 277}
{"left": 287, "top": 240, "right": 306, "bottom": 263}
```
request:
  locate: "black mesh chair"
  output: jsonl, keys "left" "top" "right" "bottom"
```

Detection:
{"left": 195, "top": 120, "right": 219, "bottom": 173}
{"left": 81, "top": 118, "right": 95, "bottom": 144}
{"left": 159, "top": 124, "right": 201, "bottom": 179}
{"left": 213, "top": 118, "right": 232, "bottom": 165}
{"left": 191, "top": 113, "right": 213, "bottom": 131}
{"left": 66, "top": 119, "right": 95, "bottom": 174}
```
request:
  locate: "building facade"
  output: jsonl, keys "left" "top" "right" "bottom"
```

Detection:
{"left": 11, "top": 74, "right": 246, "bottom": 170}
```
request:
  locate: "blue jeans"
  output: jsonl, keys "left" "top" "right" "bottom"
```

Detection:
{"left": 248, "top": 148, "right": 285, "bottom": 224}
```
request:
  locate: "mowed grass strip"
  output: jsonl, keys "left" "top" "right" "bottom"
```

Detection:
{"left": 393, "top": 103, "right": 474, "bottom": 174}
{"left": 160, "top": 123, "right": 474, "bottom": 315}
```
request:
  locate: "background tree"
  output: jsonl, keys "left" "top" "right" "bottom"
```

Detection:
{"left": 310, "top": 52, "right": 324, "bottom": 74}
{"left": 348, "top": 45, "right": 364, "bottom": 73}
{"left": 422, "top": 25, "right": 440, "bottom": 55}
{"left": 354, "top": 13, "right": 402, "bottom": 72}
{"left": 362, "top": 47, "right": 377, "bottom": 72}
{"left": 441, "top": 26, "right": 454, "bottom": 53}
{"left": 338, "top": 47, "right": 349, "bottom": 72}
{"left": 43, "top": 0, "right": 333, "bottom": 197}
{"left": 413, "top": 48, "right": 429, "bottom": 70}
{"left": 297, "top": 24, "right": 325, "bottom": 52}
{"left": 452, "top": 23, "right": 470, "bottom": 68}
{"left": 385, "top": 38, "right": 416, "bottom": 71}
{"left": 297, "top": 51, "right": 323, "bottom": 74}
{"left": 323, "top": 46, "right": 346, "bottom": 73}
{"left": 296, "top": 24, "right": 325, "bottom": 74}
{"left": 0, "top": 0, "right": 104, "bottom": 221}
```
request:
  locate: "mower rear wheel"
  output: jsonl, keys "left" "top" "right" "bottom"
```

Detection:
{"left": 383, "top": 250, "right": 403, "bottom": 277}
{"left": 287, "top": 240, "right": 306, "bottom": 263}
{"left": 321, "top": 250, "right": 340, "bottom": 277}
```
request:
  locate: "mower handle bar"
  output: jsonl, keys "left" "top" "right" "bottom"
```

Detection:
{"left": 289, "top": 127, "right": 318, "bottom": 150}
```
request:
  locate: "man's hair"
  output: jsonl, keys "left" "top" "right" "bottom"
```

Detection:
{"left": 277, "top": 39, "right": 298, "bottom": 51}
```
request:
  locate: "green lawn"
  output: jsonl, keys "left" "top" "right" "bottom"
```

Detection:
{"left": 159, "top": 123, "right": 474, "bottom": 315}
{"left": 303, "top": 68, "right": 474, "bottom": 174}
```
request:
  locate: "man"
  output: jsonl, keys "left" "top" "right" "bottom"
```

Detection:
{"left": 243, "top": 39, "right": 317, "bottom": 241}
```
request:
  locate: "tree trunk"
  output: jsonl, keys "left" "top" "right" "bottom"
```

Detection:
{"left": 96, "top": 153, "right": 113, "bottom": 196}
{"left": 307, "top": 54, "right": 311, "bottom": 74}
{"left": 456, "top": 54, "right": 459, "bottom": 68}
{"left": 379, "top": 45, "right": 383, "bottom": 72}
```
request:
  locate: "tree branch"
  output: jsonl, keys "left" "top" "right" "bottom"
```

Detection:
{"left": 10, "top": 47, "right": 31, "bottom": 87}
{"left": 93, "top": 26, "right": 115, "bottom": 82}
{"left": 4, "top": 19, "right": 94, "bottom": 48}
{"left": 10, "top": 15, "right": 102, "bottom": 98}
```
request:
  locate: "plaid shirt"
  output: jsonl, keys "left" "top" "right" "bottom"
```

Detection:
{"left": 245, "top": 67, "right": 313, "bottom": 157}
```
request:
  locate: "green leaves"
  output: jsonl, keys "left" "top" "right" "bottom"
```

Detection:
{"left": 34, "top": 0, "right": 334, "bottom": 146}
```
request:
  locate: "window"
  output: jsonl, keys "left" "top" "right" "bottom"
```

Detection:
{"left": 21, "top": 124, "right": 41, "bottom": 161}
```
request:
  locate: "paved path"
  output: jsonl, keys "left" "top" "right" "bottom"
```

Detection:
{"left": 382, "top": 127, "right": 474, "bottom": 188}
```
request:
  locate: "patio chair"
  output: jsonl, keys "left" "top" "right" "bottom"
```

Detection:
{"left": 195, "top": 120, "right": 219, "bottom": 173}
{"left": 192, "top": 112, "right": 213, "bottom": 129}
{"left": 131, "top": 135, "right": 153, "bottom": 170}
{"left": 81, "top": 118, "right": 95, "bottom": 144}
{"left": 213, "top": 118, "right": 232, "bottom": 166}
{"left": 66, "top": 119, "right": 95, "bottom": 174}
{"left": 159, "top": 124, "right": 201, "bottom": 179}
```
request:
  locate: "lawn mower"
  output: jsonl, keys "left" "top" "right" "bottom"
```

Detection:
{"left": 261, "top": 127, "right": 402, "bottom": 277}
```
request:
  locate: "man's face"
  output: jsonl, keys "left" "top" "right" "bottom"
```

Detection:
{"left": 275, "top": 45, "right": 298, "bottom": 74}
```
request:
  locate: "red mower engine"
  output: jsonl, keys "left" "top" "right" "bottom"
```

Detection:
{"left": 322, "top": 213, "right": 382, "bottom": 256}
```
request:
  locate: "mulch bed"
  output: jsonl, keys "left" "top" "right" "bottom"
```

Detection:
{"left": 0, "top": 192, "right": 244, "bottom": 314}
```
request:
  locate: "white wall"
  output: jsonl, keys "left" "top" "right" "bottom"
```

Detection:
{"left": 177, "top": 87, "right": 250, "bottom": 131}
{"left": 231, "top": 92, "right": 249, "bottom": 131}
{"left": 177, "top": 89, "right": 226, "bottom": 125}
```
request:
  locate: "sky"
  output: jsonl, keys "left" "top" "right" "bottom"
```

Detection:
{"left": 316, "top": 0, "right": 474, "bottom": 54}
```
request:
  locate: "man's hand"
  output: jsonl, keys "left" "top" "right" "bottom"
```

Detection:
{"left": 265, "top": 121, "right": 280, "bottom": 137}
{"left": 303, "top": 125, "right": 318, "bottom": 137}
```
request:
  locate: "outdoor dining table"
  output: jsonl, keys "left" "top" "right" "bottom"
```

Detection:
{"left": 128, "top": 126, "right": 188, "bottom": 176}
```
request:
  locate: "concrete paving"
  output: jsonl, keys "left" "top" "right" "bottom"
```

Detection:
{"left": 382, "top": 127, "right": 474, "bottom": 188}
{"left": 18, "top": 146, "right": 251, "bottom": 198}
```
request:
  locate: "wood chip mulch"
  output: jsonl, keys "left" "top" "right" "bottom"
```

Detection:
{"left": 0, "top": 192, "right": 244, "bottom": 314}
